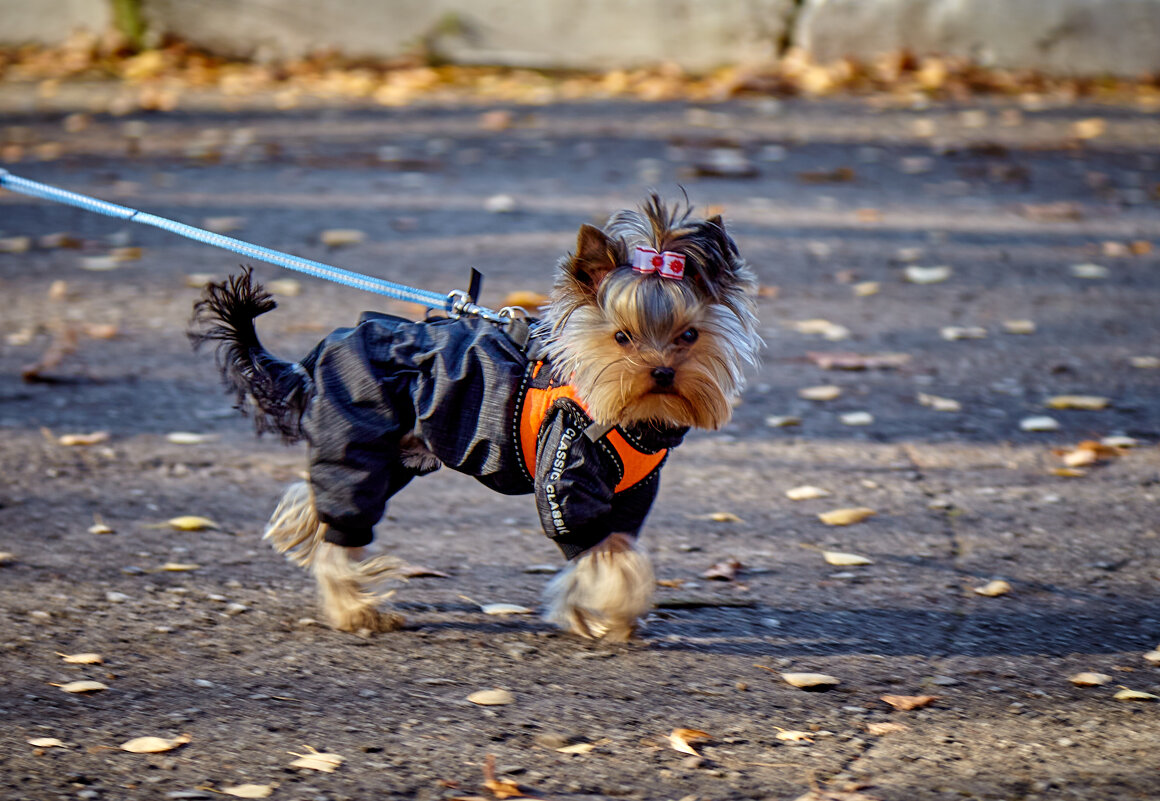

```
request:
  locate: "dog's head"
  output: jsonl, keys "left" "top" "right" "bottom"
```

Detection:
{"left": 540, "top": 196, "right": 761, "bottom": 430}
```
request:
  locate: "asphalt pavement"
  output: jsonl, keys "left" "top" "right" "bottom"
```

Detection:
{"left": 1, "top": 91, "right": 1158, "bottom": 801}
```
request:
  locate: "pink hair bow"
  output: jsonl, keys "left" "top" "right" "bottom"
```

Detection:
{"left": 632, "top": 246, "right": 685, "bottom": 280}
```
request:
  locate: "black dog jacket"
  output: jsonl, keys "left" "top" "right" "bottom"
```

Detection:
{"left": 296, "top": 313, "right": 687, "bottom": 559}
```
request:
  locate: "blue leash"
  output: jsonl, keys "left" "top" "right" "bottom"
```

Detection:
{"left": 0, "top": 168, "right": 510, "bottom": 322}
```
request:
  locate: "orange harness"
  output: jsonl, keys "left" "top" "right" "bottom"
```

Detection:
{"left": 518, "top": 362, "right": 667, "bottom": 493}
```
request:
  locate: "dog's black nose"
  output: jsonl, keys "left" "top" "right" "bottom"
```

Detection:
{"left": 651, "top": 366, "right": 675, "bottom": 387}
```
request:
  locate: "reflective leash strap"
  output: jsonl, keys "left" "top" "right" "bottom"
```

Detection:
{"left": 0, "top": 168, "right": 508, "bottom": 319}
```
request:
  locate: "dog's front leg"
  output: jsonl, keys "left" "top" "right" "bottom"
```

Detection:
{"left": 265, "top": 481, "right": 405, "bottom": 634}
{"left": 312, "top": 542, "right": 406, "bottom": 633}
{"left": 544, "top": 532, "right": 654, "bottom": 642}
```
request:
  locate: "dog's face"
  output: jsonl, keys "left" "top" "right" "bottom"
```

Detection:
{"left": 542, "top": 198, "right": 761, "bottom": 430}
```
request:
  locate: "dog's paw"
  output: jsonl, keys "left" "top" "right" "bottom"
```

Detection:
{"left": 544, "top": 533, "right": 653, "bottom": 641}
{"left": 328, "top": 605, "right": 405, "bottom": 634}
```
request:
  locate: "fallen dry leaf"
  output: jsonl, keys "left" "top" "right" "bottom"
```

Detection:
{"left": 866, "top": 722, "right": 908, "bottom": 736}
{"left": 202, "top": 216, "right": 246, "bottom": 234}
{"left": 792, "top": 790, "right": 883, "bottom": 801}
{"left": 88, "top": 522, "right": 114, "bottom": 535}
{"left": 0, "top": 235, "right": 33, "bottom": 253}
{"left": 480, "top": 603, "right": 534, "bottom": 616}
{"left": 668, "top": 728, "right": 711, "bottom": 756}
{"left": 484, "top": 194, "right": 517, "bottom": 214}
{"left": 28, "top": 737, "right": 67, "bottom": 748}
{"left": 79, "top": 255, "right": 120, "bottom": 271}
{"left": 1113, "top": 688, "right": 1158, "bottom": 702}
{"left": 479, "top": 753, "right": 528, "bottom": 799}
{"left": 972, "top": 579, "right": 1012, "bottom": 597}
{"left": 823, "top": 551, "right": 874, "bottom": 566}
{"left": 57, "top": 431, "right": 110, "bottom": 447}
{"left": 786, "top": 485, "right": 832, "bottom": 501}
{"left": 319, "top": 229, "right": 366, "bottom": 247}
{"left": 1130, "top": 356, "right": 1160, "bottom": 369}
{"left": 839, "top": 411, "right": 874, "bottom": 426}
{"left": 776, "top": 729, "right": 815, "bottom": 742}
{"left": 799, "top": 385, "right": 843, "bottom": 402}
{"left": 1046, "top": 395, "right": 1110, "bottom": 410}
{"left": 792, "top": 319, "right": 850, "bottom": 341}
{"left": 1143, "top": 649, "right": 1160, "bottom": 665}
{"left": 941, "top": 326, "right": 987, "bottom": 341}
{"left": 55, "top": 680, "right": 108, "bottom": 693}
{"left": 185, "top": 272, "right": 219, "bottom": 288}
{"left": 765, "top": 415, "right": 802, "bottom": 428}
{"left": 267, "top": 278, "right": 302, "bottom": 297}
{"left": 1053, "top": 440, "right": 1121, "bottom": 468}
{"left": 689, "top": 511, "right": 743, "bottom": 523}
{"left": 1019, "top": 202, "right": 1083, "bottom": 222}
{"left": 160, "top": 562, "right": 201, "bottom": 572}
{"left": 782, "top": 672, "right": 840, "bottom": 690}
{"left": 917, "top": 392, "right": 962, "bottom": 412}
{"left": 110, "top": 246, "right": 142, "bottom": 263}
{"left": 881, "top": 694, "right": 938, "bottom": 711}
{"left": 163, "top": 516, "right": 218, "bottom": 531}
{"left": 21, "top": 323, "right": 80, "bottom": 381}
{"left": 0, "top": 551, "right": 15, "bottom": 565}
{"left": 84, "top": 323, "right": 119, "bottom": 340}
{"left": 58, "top": 652, "right": 102, "bottom": 664}
{"left": 289, "top": 745, "right": 344, "bottom": 772}
{"left": 1069, "top": 672, "right": 1113, "bottom": 687}
{"left": 165, "top": 432, "right": 217, "bottom": 445}
{"left": 555, "top": 742, "right": 596, "bottom": 754}
{"left": 807, "top": 351, "right": 910, "bottom": 370}
{"left": 702, "top": 558, "right": 743, "bottom": 581}
{"left": 797, "top": 166, "right": 856, "bottom": 183}
{"left": 1072, "top": 117, "right": 1107, "bottom": 140}
{"left": 904, "top": 265, "right": 952, "bottom": 284}
{"left": 1070, "top": 263, "right": 1109, "bottom": 279}
{"left": 467, "top": 689, "right": 515, "bottom": 706}
{"left": 220, "top": 784, "right": 275, "bottom": 799}
{"left": 1002, "top": 319, "right": 1037, "bottom": 335}
{"left": 120, "top": 733, "right": 191, "bottom": 754}
{"left": 1020, "top": 416, "right": 1060, "bottom": 432}
{"left": 818, "top": 507, "right": 875, "bottom": 526}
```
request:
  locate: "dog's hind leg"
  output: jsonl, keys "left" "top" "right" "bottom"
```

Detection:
{"left": 264, "top": 481, "right": 405, "bottom": 633}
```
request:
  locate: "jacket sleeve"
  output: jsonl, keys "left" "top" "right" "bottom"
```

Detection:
{"left": 533, "top": 402, "right": 660, "bottom": 559}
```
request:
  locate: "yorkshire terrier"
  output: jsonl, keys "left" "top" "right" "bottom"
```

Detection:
{"left": 190, "top": 196, "right": 760, "bottom": 641}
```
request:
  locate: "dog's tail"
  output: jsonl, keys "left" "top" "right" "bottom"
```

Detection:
{"left": 188, "top": 268, "right": 311, "bottom": 441}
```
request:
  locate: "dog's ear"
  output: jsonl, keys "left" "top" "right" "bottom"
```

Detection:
{"left": 683, "top": 215, "right": 742, "bottom": 298}
{"left": 564, "top": 224, "right": 619, "bottom": 295}
{"left": 706, "top": 214, "right": 740, "bottom": 259}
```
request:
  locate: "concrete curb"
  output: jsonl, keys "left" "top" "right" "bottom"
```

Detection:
{"left": 2, "top": 0, "right": 1158, "bottom": 79}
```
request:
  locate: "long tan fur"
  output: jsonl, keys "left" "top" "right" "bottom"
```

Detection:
{"left": 543, "top": 533, "right": 655, "bottom": 642}
{"left": 264, "top": 482, "right": 405, "bottom": 632}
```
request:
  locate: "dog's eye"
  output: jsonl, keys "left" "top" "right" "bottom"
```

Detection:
{"left": 678, "top": 327, "right": 699, "bottom": 344}
{"left": 614, "top": 331, "right": 632, "bottom": 346}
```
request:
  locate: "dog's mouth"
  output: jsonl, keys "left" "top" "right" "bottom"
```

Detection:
{"left": 648, "top": 386, "right": 679, "bottom": 396}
